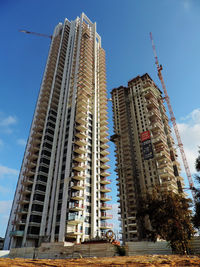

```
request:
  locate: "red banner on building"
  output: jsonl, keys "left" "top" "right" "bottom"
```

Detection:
{"left": 140, "top": 130, "right": 151, "bottom": 142}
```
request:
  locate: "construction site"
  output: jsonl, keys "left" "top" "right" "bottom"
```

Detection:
{"left": 1, "top": 7, "right": 200, "bottom": 266}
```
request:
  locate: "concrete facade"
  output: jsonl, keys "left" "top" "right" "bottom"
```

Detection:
{"left": 126, "top": 237, "right": 200, "bottom": 255}
{"left": 111, "top": 74, "right": 185, "bottom": 243}
{"left": 8, "top": 237, "right": 200, "bottom": 258}
{"left": 4, "top": 13, "right": 112, "bottom": 250}
{"left": 9, "top": 242, "right": 116, "bottom": 259}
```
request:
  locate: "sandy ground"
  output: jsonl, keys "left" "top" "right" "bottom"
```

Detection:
{"left": 0, "top": 255, "right": 200, "bottom": 266}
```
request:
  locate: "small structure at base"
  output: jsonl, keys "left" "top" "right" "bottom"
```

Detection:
{"left": 9, "top": 241, "right": 116, "bottom": 259}
{"left": 126, "top": 237, "right": 200, "bottom": 256}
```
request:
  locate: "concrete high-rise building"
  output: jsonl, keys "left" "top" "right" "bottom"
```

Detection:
{"left": 111, "top": 73, "right": 184, "bottom": 243}
{"left": 4, "top": 13, "right": 112, "bottom": 249}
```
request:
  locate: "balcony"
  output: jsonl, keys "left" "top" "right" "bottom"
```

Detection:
{"left": 76, "top": 103, "right": 87, "bottom": 113}
{"left": 69, "top": 203, "right": 84, "bottom": 212}
{"left": 68, "top": 215, "right": 84, "bottom": 225}
{"left": 75, "top": 132, "right": 87, "bottom": 139}
{"left": 73, "top": 163, "right": 87, "bottom": 172}
{"left": 146, "top": 99, "right": 159, "bottom": 110}
{"left": 74, "top": 139, "right": 87, "bottom": 147}
{"left": 76, "top": 124, "right": 87, "bottom": 132}
{"left": 100, "top": 171, "right": 110, "bottom": 177}
{"left": 21, "top": 187, "right": 32, "bottom": 195}
{"left": 71, "top": 181, "right": 85, "bottom": 190}
{"left": 66, "top": 229, "right": 83, "bottom": 237}
{"left": 17, "top": 197, "right": 30, "bottom": 204}
{"left": 27, "top": 151, "right": 38, "bottom": 161}
{"left": 100, "top": 156, "right": 109, "bottom": 163}
{"left": 153, "top": 136, "right": 165, "bottom": 146}
{"left": 100, "top": 125, "right": 109, "bottom": 132}
{"left": 99, "top": 97, "right": 107, "bottom": 104}
{"left": 75, "top": 111, "right": 87, "bottom": 120}
{"left": 100, "top": 186, "right": 111, "bottom": 193}
{"left": 158, "top": 169, "right": 172, "bottom": 180}
{"left": 157, "top": 159, "right": 168, "bottom": 169}
{"left": 100, "top": 195, "right": 112, "bottom": 201}
{"left": 10, "top": 230, "right": 24, "bottom": 237}
{"left": 23, "top": 168, "right": 35, "bottom": 176}
{"left": 100, "top": 204, "right": 112, "bottom": 210}
{"left": 75, "top": 116, "right": 86, "bottom": 125}
{"left": 72, "top": 173, "right": 86, "bottom": 181}
{"left": 100, "top": 163, "right": 110, "bottom": 170}
{"left": 100, "top": 223, "right": 113, "bottom": 230}
{"left": 100, "top": 177, "right": 111, "bottom": 185}
{"left": 101, "top": 137, "right": 109, "bottom": 143}
{"left": 18, "top": 208, "right": 28, "bottom": 214}
{"left": 100, "top": 131, "right": 109, "bottom": 138}
{"left": 100, "top": 119, "right": 108, "bottom": 126}
{"left": 77, "top": 98, "right": 88, "bottom": 107}
{"left": 100, "top": 143, "right": 109, "bottom": 150}
{"left": 149, "top": 110, "right": 161, "bottom": 120}
{"left": 150, "top": 122, "right": 163, "bottom": 132}
{"left": 71, "top": 192, "right": 84, "bottom": 200}
{"left": 100, "top": 213, "right": 113, "bottom": 220}
{"left": 100, "top": 149, "right": 109, "bottom": 156}
{"left": 74, "top": 147, "right": 86, "bottom": 155}
{"left": 100, "top": 109, "right": 107, "bottom": 116}
{"left": 74, "top": 155, "right": 86, "bottom": 163}
{"left": 21, "top": 177, "right": 34, "bottom": 185}
{"left": 144, "top": 89, "right": 155, "bottom": 99}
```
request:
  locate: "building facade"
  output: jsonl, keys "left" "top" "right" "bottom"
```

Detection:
{"left": 111, "top": 73, "right": 184, "bottom": 243}
{"left": 4, "top": 13, "right": 112, "bottom": 249}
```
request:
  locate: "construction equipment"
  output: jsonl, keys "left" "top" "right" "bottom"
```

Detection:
{"left": 106, "top": 230, "right": 120, "bottom": 245}
{"left": 19, "top": 29, "right": 52, "bottom": 39}
{"left": 150, "top": 32, "right": 195, "bottom": 199}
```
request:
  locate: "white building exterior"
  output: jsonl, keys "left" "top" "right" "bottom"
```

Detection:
{"left": 4, "top": 13, "right": 112, "bottom": 249}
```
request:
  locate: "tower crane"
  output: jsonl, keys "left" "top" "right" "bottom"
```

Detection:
{"left": 150, "top": 32, "right": 195, "bottom": 200}
{"left": 19, "top": 29, "right": 52, "bottom": 39}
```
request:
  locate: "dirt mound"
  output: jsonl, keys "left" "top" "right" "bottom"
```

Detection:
{"left": 0, "top": 255, "right": 200, "bottom": 266}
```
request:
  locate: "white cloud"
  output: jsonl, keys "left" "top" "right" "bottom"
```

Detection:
{"left": 0, "top": 165, "right": 19, "bottom": 178}
{"left": 0, "top": 116, "right": 17, "bottom": 127}
{"left": 0, "top": 200, "right": 12, "bottom": 214}
{"left": 181, "top": 108, "right": 200, "bottom": 124}
{"left": 183, "top": 0, "right": 190, "bottom": 10}
{"left": 173, "top": 108, "right": 200, "bottom": 174}
{"left": 0, "top": 114, "right": 17, "bottom": 134}
{"left": 17, "top": 138, "right": 26, "bottom": 147}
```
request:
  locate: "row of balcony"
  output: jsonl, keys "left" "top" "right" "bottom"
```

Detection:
{"left": 67, "top": 213, "right": 112, "bottom": 225}
{"left": 65, "top": 223, "right": 112, "bottom": 237}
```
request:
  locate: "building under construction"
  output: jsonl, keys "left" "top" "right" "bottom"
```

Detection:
{"left": 111, "top": 73, "right": 185, "bottom": 243}
{"left": 4, "top": 13, "right": 112, "bottom": 250}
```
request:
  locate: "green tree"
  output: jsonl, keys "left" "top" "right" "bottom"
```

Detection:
{"left": 192, "top": 148, "right": 200, "bottom": 231}
{"left": 138, "top": 189, "right": 194, "bottom": 254}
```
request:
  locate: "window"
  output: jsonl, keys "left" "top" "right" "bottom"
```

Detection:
{"left": 86, "top": 186, "right": 91, "bottom": 193}
{"left": 86, "top": 206, "right": 91, "bottom": 213}
{"left": 85, "top": 227, "right": 91, "bottom": 235}
{"left": 85, "top": 216, "right": 91, "bottom": 223}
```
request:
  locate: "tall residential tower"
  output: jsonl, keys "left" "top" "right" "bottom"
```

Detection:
{"left": 4, "top": 13, "right": 112, "bottom": 249}
{"left": 111, "top": 73, "right": 184, "bottom": 243}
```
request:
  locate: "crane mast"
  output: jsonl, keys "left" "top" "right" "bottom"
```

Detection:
{"left": 150, "top": 32, "right": 195, "bottom": 199}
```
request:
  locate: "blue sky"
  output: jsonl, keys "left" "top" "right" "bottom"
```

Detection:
{"left": 0, "top": 0, "right": 200, "bottom": 238}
